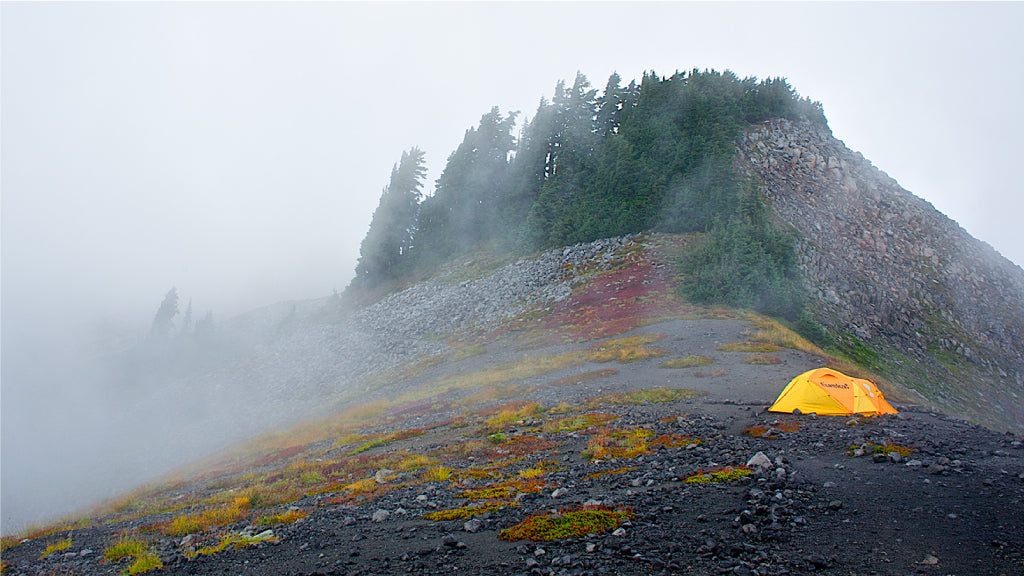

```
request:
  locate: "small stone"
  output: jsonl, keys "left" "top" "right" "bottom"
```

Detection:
{"left": 905, "top": 459, "right": 923, "bottom": 468}
{"left": 463, "top": 519, "right": 483, "bottom": 533}
{"left": 585, "top": 543, "right": 597, "bottom": 553}
{"left": 525, "top": 558, "right": 540, "bottom": 568}
{"left": 872, "top": 453, "right": 889, "bottom": 463}
{"left": 888, "top": 451, "right": 903, "bottom": 463}
{"left": 612, "top": 527, "right": 627, "bottom": 536}
{"left": 746, "top": 452, "right": 772, "bottom": 468}
{"left": 823, "top": 481, "right": 837, "bottom": 488}
{"left": 255, "top": 530, "right": 275, "bottom": 540}
{"left": 534, "top": 547, "right": 546, "bottom": 556}
{"left": 828, "top": 500, "right": 843, "bottom": 510}
{"left": 918, "top": 554, "right": 939, "bottom": 565}
{"left": 371, "top": 509, "right": 390, "bottom": 522}
{"left": 805, "top": 553, "right": 829, "bottom": 568}
{"left": 551, "top": 487, "right": 569, "bottom": 498}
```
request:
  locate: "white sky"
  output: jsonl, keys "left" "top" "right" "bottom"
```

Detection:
{"left": 4, "top": 2, "right": 1023, "bottom": 332}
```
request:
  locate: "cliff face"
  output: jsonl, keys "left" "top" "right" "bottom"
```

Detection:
{"left": 738, "top": 119, "right": 1024, "bottom": 431}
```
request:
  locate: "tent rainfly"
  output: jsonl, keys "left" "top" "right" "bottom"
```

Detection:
{"left": 768, "top": 368, "right": 898, "bottom": 416}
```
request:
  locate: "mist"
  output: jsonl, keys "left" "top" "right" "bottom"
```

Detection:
{"left": 4, "top": 2, "right": 1024, "bottom": 534}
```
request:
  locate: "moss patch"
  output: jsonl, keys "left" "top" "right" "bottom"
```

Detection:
{"left": 499, "top": 505, "right": 633, "bottom": 541}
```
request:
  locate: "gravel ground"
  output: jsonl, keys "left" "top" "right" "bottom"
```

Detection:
{"left": 6, "top": 319, "right": 1024, "bottom": 576}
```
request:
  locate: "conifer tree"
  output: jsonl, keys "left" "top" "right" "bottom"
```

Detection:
{"left": 353, "top": 147, "right": 426, "bottom": 287}
{"left": 148, "top": 286, "right": 179, "bottom": 340}
{"left": 415, "top": 108, "right": 518, "bottom": 262}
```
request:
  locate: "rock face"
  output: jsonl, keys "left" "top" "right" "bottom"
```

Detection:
{"left": 738, "top": 118, "right": 1024, "bottom": 431}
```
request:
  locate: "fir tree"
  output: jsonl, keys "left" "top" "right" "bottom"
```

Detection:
{"left": 352, "top": 147, "right": 426, "bottom": 288}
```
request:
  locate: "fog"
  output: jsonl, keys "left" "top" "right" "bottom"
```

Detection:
{"left": 3, "top": 2, "right": 1023, "bottom": 533}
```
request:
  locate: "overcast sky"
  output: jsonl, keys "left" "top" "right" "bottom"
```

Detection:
{"left": 4, "top": 2, "right": 1023, "bottom": 332}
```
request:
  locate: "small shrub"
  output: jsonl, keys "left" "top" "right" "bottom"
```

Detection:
{"left": 126, "top": 550, "right": 163, "bottom": 575}
{"left": 458, "top": 478, "right": 545, "bottom": 500}
{"left": 1, "top": 536, "right": 21, "bottom": 553}
{"left": 743, "top": 425, "right": 771, "bottom": 438}
{"left": 716, "top": 342, "right": 783, "bottom": 353}
{"left": 40, "top": 536, "right": 71, "bottom": 558}
{"left": 582, "top": 428, "right": 653, "bottom": 460}
{"left": 585, "top": 466, "right": 636, "bottom": 479}
{"left": 540, "top": 412, "right": 618, "bottom": 433}
{"left": 660, "top": 355, "right": 714, "bottom": 369}
{"left": 103, "top": 534, "right": 145, "bottom": 561}
{"left": 420, "top": 465, "right": 454, "bottom": 482}
{"left": 853, "top": 442, "right": 914, "bottom": 457}
{"left": 499, "top": 505, "right": 633, "bottom": 541}
{"left": 162, "top": 500, "right": 248, "bottom": 536}
{"left": 684, "top": 466, "right": 751, "bottom": 484}
{"left": 103, "top": 534, "right": 162, "bottom": 575}
{"left": 483, "top": 402, "right": 546, "bottom": 433}
{"left": 300, "top": 471, "right": 326, "bottom": 485}
{"left": 347, "top": 437, "right": 389, "bottom": 456}
{"left": 165, "top": 514, "right": 204, "bottom": 537}
{"left": 398, "top": 454, "right": 436, "bottom": 471}
{"left": 588, "top": 345, "right": 671, "bottom": 364}
{"left": 774, "top": 421, "right": 801, "bottom": 433}
{"left": 517, "top": 461, "right": 558, "bottom": 479}
{"left": 187, "top": 532, "right": 276, "bottom": 558}
{"left": 256, "top": 509, "right": 308, "bottom": 526}
{"left": 649, "top": 434, "right": 702, "bottom": 448}
{"left": 423, "top": 501, "right": 513, "bottom": 521}
{"left": 583, "top": 387, "right": 706, "bottom": 409}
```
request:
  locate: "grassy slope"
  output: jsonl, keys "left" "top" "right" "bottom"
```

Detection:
{"left": 0, "top": 234, "right": 917, "bottom": 563}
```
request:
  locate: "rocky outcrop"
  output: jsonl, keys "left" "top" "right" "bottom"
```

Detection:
{"left": 738, "top": 119, "right": 1024, "bottom": 431}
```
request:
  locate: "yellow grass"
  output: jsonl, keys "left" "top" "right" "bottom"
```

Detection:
{"left": 103, "top": 534, "right": 146, "bottom": 561}
{"left": 40, "top": 536, "right": 71, "bottom": 559}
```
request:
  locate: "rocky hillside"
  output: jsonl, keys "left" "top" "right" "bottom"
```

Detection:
{"left": 738, "top": 119, "right": 1024, "bottom": 432}
{"left": 4, "top": 236, "right": 1022, "bottom": 576}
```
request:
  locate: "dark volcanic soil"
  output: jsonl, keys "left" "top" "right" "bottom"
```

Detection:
{"left": 5, "top": 320, "right": 1024, "bottom": 576}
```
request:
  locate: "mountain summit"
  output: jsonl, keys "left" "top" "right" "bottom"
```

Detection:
{"left": 350, "top": 69, "right": 1024, "bottom": 433}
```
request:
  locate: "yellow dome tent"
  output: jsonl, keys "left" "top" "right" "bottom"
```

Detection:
{"left": 768, "top": 368, "right": 898, "bottom": 416}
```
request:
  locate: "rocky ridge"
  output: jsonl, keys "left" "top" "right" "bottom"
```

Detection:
{"left": 5, "top": 229, "right": 1024, "bottom": 576}
{"left": 738, "top": 119, "right": 1024, "bottom": 432}
{"left": 122, "top": 237, "right": 647, "bottom": 465}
